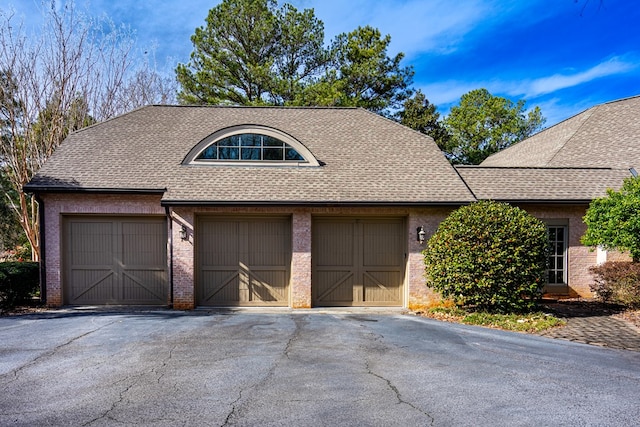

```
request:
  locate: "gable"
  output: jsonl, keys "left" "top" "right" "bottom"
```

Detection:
{"left": 482, "top": 95, "right": 640, "bottom": 169}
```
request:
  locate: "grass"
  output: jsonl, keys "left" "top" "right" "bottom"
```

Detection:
{"left": 424, "top": 306, "right": 566, "bottom": 333}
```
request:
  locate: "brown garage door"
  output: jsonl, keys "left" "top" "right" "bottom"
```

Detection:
{"left": 63, "top": 216, "right": 168, "bottom": 305}
{"left": 197, "top": 216, "right": 291, "bottom": 306}
{"left": 312, "top": 217, "right": 405, "bottom": 306}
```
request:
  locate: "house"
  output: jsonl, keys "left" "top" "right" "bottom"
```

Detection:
{"left": 25, "top": 106, "right": 475, "bottom": 310}
{"left": 25, "top": 96, "right": 639, "bottom": 309}
{"left": 458, "top": 95, "right": 640, "bottom": 296}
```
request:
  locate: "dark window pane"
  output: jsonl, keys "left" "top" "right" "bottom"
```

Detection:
{"left": 263, "top": 147, "right": 283, "bottom": 160}
{"left": 263, "top": 136, "right": 284, "bottom": 147}
{"left": 241, "top": 134, "right": 261, "bottom": 147}
{"left": 556, "top": 242, "right": 563, "bottom": 254}
{"left": 241, "top": 147, "right": 261, "bottom": 160}
{"left": 218, "top": 136, "right": 240, "bottom": 147}
{"left": 548, "top": 271, "right": 555, "bottom": 283}
{"left": 556, "top": 271, "right": 564, "bottom": 283}
{"left": 557, "top": 228, "right": 564, "bottom": 241}
{"left": 556, "top": 257, "right": 564, "bottom": 269}
{"left": 195, "top": 133, "right": 310, "bottom": 163}
{"left": 548, "top": 228, "right": 556, "bottom": 241}
{"left": 198, "top": 145, "right": 217, "bottom": 159}
{"left": 285, "top": 147, "right": 304, "bottom": 160}
{"left": 218, "top": 147, "right": 239, "bottom": 159}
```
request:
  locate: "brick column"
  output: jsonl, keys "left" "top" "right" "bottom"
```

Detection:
{"left": 291, "top": 210, "right": 312, "bottom": 308}
{"left": 407, "top": 209, "right": 451, "bottom": 311}
{"left": 172, "top": 210, "right": 195, "bottom": 309}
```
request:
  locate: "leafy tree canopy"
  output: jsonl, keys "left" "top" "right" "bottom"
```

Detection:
{"left": 396, "top": 90, "right": 449, "bottom": 146}
{"left": 442, "top": 88, "right": 545, "bottom": 164}
{"left": 176, "top": 1, "right": 413, "bottom": 116}
{"left": 300, "top": 25, "right": 413, "bottom": 115}
{"left": 582, "top": 176, "right": 640, "bottom": 262}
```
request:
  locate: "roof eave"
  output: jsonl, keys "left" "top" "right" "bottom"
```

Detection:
{"left": 475, "top": 198, "right": 593, "bottom": 205}
{"left": 23, "top": 185, "right": 167, "bottom": 195}
{"left": 160, "top": 200, "right": 476, "bottom": 208}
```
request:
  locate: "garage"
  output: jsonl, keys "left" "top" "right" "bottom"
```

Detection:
{"left": 62, "top": 216, "right": 168, "bottom": 305}
{"left": 312, "top": 217, "right": 405, "bottom": 306}
{"left": 196, "top": 216, "right": 291, "bottom": 306}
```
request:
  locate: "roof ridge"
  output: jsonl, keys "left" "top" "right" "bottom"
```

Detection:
{"left": 456, "top": 165, "right": 615, "bottom": 170}
{"left": 145, "top": 104, "right": 360, "bottom": 110}
{"left": 545, "top": 105, "right": 598, "bottom": 165}
{"left": 67, "top": 105, "right": 152, "bottom": 136}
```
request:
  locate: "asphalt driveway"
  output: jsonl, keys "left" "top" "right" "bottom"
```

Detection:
{"left": 1, "top": 309, "right": 639, "bottom": 426}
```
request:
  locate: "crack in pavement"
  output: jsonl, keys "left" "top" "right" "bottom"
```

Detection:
{"left": 357, "top": 324, "right": 436, "bottom": 426}
{"left": 365, "top": 359, "right": 435, "bottom": 426}
{"left": 1, "top": 319, "right": 120, "bottom": 390}
{"left": 221, "top": 316, "right": 307, "bottom": 426}
{"left": 82, "top": 380, "right": 138, "bottom": 427}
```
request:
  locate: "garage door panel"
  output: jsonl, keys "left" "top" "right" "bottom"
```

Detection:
{"left": 70, "top": 269, "right": 116, "bottom": 302}
{"left": 200, "top": 221, "right": 240, "bottom": 266}
{"left": 70, "top": 222, "right": 114, "bottom": 266}
{"left": 200, "top": 270, "right": 240, "bottom": 304}
{"left": 122, "top": 270, "right": 167, "bottom": 302}
{"left": 314, "top": 222, "right": 354, "bottom": 267}
{"left": 313, "top": 218, "right": 405, "bottom": 307}
{"left": 64, "top": 217, "right": 168, "bottom": 305}
{"left": 122, "top": 222, "right": 166, "bottom": 266}
{"left": 363, "top": 221, "right": 404, "bottom": 267}
{"left": 249, "top": 221, "right": 290, "bottom": 266}
{"left": 363, "top": 271, "right": 403, "bottom": 303}
{"left": 313, "top": 270, "right": 355, "bottom": 304}
{"left": 250, "top": 270, "right": 289, "bottom": 302}
{"left": 197, "top": 217, "right": 291, "bottom": 306}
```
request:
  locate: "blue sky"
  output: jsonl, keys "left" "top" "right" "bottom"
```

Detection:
{"left": 8, "top": 0, "right": 640, "bottom": 127}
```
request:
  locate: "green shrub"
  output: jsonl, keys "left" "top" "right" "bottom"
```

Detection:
{"left": 424, "top": 200, "right": 549, "bottom": 313}
{"left": 582, "top": 176, "right": 640, "bottom": 262}
{"left": 0, "top": 262, "right": 40, "bottom": 310}
{"left": 589, "top": 261, "right": 640, "bottom": 308}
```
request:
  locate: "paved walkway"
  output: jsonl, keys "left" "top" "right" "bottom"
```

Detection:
{"left": 537, "top": 302, "right": 640, "bottom": 352}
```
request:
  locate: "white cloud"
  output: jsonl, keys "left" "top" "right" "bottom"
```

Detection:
{"left": 419, "top": 55, "right": 639, "bottom": 108}
{"left": 507, "top": 57, "right": 638, "bottom": 98}
{"left": 290, "top": 0, "right": 532, "bottom": 58}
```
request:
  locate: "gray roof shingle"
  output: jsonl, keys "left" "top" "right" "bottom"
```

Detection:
{"left": 26, "top": 106, "right": 475, "bottom": 204}
{"left": 481, "top": 95, "right": 640, "bottom": 169}
{"left": 456, "top": 166, "right": 631, "bottom": 202}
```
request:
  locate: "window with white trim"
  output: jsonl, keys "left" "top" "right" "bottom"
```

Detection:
{"left": 547, "top": 225, "right": 567, "bottom": 284}
{"left": 183, "top": 125, "right": 319, "bottom": 167}
{"left": 196, "top": 134, "right": 305, "bottom": 162}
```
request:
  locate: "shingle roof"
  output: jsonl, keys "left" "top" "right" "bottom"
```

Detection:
{"left": 26, "top": 105, "right": 475, "bottom": 204}
{"left": 456, "top": 166, "right": 630, "bottom": 202}
{"left": 481, "top": 95, "right": 640, "bottom": 169}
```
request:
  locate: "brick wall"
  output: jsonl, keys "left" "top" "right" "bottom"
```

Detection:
{"left": 171, "top": 209, "right": 195, "bottom": 310}
{"left": 518, "top": 204, "right": 596, "bottom": 298}
{"left": 291, "top": 210, "right": 312, "bottom": 308}
{"left": 407, "top": 208, "right": 453, "bottom": 310}
{"left": 40, "top": 194, "right": 601, "bottom": 309}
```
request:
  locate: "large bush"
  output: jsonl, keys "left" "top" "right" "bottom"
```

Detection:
{"left": 0, "top": 262, "right": 40, "bottom": 311}
{"left": 589, "top": 261, "right": 640, "bottom": 308}
{"left": 582, "top": 176, "right": 640, "bottom": 261}
{"left": 424, "top": 201, "right": 549, "bottom": 312}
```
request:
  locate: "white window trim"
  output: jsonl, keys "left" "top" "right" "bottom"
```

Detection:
{"left": 182, "top": 124, "right": 320, "bottom": 167}
{"left": 545, "top": 219, "right": 569, "bottom": 286}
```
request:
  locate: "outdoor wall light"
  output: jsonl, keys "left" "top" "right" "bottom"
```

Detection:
{"left": 630, "top": 167, "right": 638, "bottom": 178}
{"left": 179, "top": 225, "right": 188, "bottom": 241}
{"left": 417, "top": 226, "right": 426, "bottom": 244}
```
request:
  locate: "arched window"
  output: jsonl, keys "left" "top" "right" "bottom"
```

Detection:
{"left": 183, "top": 125, "right": 319, "bottom": 166}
